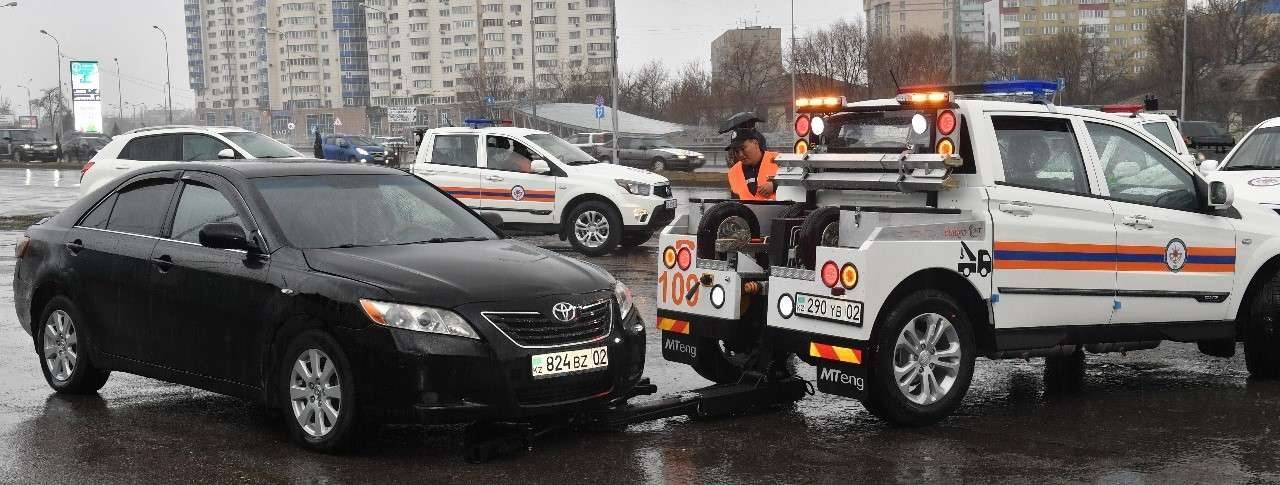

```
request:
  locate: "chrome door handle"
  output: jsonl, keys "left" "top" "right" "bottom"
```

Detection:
{"left": 485, "top": 175, "right": 503, "bottom": 182}
{"left": 1122, "top": 215, "right": 1154, "bottom": 229}
{"left": 998, "top": 202, "right": 1034, "bottom": 217}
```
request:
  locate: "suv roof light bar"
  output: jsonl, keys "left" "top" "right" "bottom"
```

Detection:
{"left": 898, "top": 80, "right": 1059, "bottom": 103}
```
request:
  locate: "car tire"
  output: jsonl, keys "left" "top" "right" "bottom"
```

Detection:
{"left": 651, "top": 158, "right": 666, "bottom": 172}
{"left": 348, "top": 157, "right": 359, "bottom": 164}
{"left": 280, "top": 329, "right": 362, "bottom": 452}
{"left": 695, "top": 201, "right": 760, "bottom": 260}
{"left": 1043, "top": 348, "right": 1085, "bottom": 394}
{"left": 797, "top": 206, "right": 841, "bottom": 270}
{"left": 1245, "top": 273, "right": 1280, "bottom": 379}
{"left": 620, "top": 231, "right": 653, "bottom": 249}
{"left": 35, "top": 296, "right": 111, "bottom": 394}
{"left": 567, "top": 200, "right": 622, "bottom": 256}
{"left": 864, "top": 290, "right": 975, "bottom": 426}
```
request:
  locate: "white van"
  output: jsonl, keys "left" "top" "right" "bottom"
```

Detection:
{"left": 413, "top": 127, "right": 676, "bottom": 255}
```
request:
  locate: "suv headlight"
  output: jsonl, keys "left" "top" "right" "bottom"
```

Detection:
{"left": 614, "top": 281, "right": 634, "bottom": 321}
{"left": 21, "top": 144, "right": 32, "bottom": 150}
{"left": 615, "top": 179, "right": 652, "bottom": 196}
{"left": 359, "top": 299, "right": 479, "bottom": 339}
{"left": 356, "top": 147, "right": 369, "bottom": 156}
{"left": 51, "top": 144, "right": 58, "bottom": 150}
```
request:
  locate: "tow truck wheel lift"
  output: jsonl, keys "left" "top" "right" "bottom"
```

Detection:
{"left": 462, "top": 371, "right": 809, "bottom": 463}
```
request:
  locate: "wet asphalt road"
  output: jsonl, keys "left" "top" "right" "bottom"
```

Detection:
{"left": 3, "top": 168, "right": 1280, "bottom": 484}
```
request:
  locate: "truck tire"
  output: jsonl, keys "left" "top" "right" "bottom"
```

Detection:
{"left": 696, "top": 201, "right": 760, "bottom": 260}
{"left": 768, "top": 203, "right": 810, "bottom": 267}
{"left": 1043, "top": 348, "right": 1085, "bottom": 394}
{"left": 864, "top": 290, "right": 975, "bottom": 426}
{"left": 797, "top": 206, "right": 841, "bottom": 270}
{"left": 567, "top": 200, "right": 622, "bottom": 256}
{"left": 690, "top": 336, "right": 754, "bottom": 384}
{"left": 1245, "top": 273, "right": 1280, "bottom": 379}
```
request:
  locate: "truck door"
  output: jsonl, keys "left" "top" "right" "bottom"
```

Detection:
{"left": 1082, "top": 120, "right": 1237, "bottom": 324}
{"left": 987, "top": 114, "right": 1118, "bottom": 330}
{"left": 416, "top": 134, "right": 484, "bottom": 209}
{"left": 479, "top": 135, "right": 556, "bottom": 225}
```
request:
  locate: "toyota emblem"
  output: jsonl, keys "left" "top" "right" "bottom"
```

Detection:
{"left": 551, "top": 302, "right": 577, "bottom": 322}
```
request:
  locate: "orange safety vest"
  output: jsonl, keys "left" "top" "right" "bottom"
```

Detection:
{"left": 728, "top": 151, "right": 780, "bottom": 201}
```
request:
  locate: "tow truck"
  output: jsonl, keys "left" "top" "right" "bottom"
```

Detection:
{"left": 657, "top": 80, "right": 1280, "bottom": 426}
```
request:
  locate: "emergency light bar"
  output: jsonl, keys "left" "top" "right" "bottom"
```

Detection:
{"left": 898, "top": 80, "right": 1059, "bottom": 103}
{"left": 795, "top": 96, "right": 846, "bottom": 113}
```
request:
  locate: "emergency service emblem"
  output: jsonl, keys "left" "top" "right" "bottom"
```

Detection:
{"left": 511, "top": 185, "right": 527, "bottom": 201}
{"left": 1165, "top": 238, "right": 1188, "bottom": 272}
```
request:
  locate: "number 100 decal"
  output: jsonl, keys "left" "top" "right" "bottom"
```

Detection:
{"left": 658, "top": 271, "right": 700, "bottom": 307}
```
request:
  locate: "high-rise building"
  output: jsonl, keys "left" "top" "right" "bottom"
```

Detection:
{"left": 185, "top": 0, "right": 273, "bottom": 131}
{"left": 865, "top": 0, "right": 946, "bottom": 37}
{"left": 710, "top": 26, "right": 782, "bottom": 81}
{"left": 981, "top": 0, "right": 1161, "bottom": 72}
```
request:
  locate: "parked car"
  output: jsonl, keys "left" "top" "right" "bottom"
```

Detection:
{"left": 598, "top": 136, "right": 705, "bottom": 172}
{"left": 1199, "top": 116, "right": 1280, "bottom": 206}
{"left": 64, "top": 134, "right": 110, "bottom": 162}
{"left": 569, "top": 132, "right": 613, "bottom": 159}
{"left": 13, "top": 161, "right": 645, "bottom": 451}
{"left": 79, "top": 125, "right": 305, "bottom": 194}
{"left": 1182, "top": 121, "right": 1236, "bottom": 152}
{"left": 0, "top": 128, "right": 59, "bottom": 163}
{"left": 322, "top": 134, "right": 389, "bottom": 165}
{"left": 413, "top": 127, "right": 676, "bottom": 255}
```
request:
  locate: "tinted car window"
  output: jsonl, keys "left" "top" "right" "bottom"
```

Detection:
{"left": 430, "top": 135, "right": 479, "bottom": 167}
{"left": 254, "top": 174, "right": 497, "bottom": 249}
{"left": 79, "top": 193, "right": 117, "bottom": 229}
{"left": 1086, "top": 122, "right": 1198, "bottom": 211}
{"left": 182, "top": 135, "right": 232, "bottom": 161}
{"left": 1141, "top": 122, "right": 1177, "bottom": 151}
{"left": 1222, "top": 127, "right": 1280, "bottom": 170}
{"left": 170, "top": 182, "right": 243, "bottom": 243}
{"left": 105, "top": 179, "right": 177, "bottom": 236}
{"left": 993, "top": 116, "right": 1089, "bottom": 194}
{"left": 221, "top": 131, "right": 302, "bottom": 158}
{"left": 121, "top": 134, "right": 180, "bottom": 161}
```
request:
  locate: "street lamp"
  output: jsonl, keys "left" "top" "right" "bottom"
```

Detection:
{"left": 113, "top": 57, "right": 123, "bottom": 122}
{"left": 38, "top": 29, "right": 63, "bottom": 155}
{"left": 152, "top": 25, "right": 174, "bottom": 123}
{"left": 16, "top": 82, "right": 32, "bottom": 116}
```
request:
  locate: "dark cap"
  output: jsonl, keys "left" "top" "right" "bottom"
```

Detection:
{"left": 725, "top": 127, "right": 767, "bottom": 153}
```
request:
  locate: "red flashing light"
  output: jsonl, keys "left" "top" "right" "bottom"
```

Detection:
{"left": 1102, "top": 104, "right": 1143, "bottom": 114}
{"left": 821, "top": 261, "right": 839, "bottom": 288}
{"left": 677, "top": 247, "right": 692, "bottom": 271}
{"left": 794, "top": 115, "right": 811, "bottom": 138}
{"left": 937, "top": 110, "right": 957, "bottom": 136}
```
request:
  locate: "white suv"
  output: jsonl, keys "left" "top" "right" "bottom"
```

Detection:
{"left": 80, "top": 125, "right": 304, "bottom": 194}
{"left": 1200, "top": 116, "right": 1280, "bottom": 207}
{"left": 413, "top": 127, "right": 676, "bottom": 255}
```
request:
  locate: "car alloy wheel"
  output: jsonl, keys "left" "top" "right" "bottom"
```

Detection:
{"left": 892, "top": 312, "right": 962, "bottom": 405}
{"left": 574, "top": 210, "right": 611, "bottom": 248}
{"left": 42, "top": 310, "right": 78, "bottom": 382}
{"left": 289, "top": 348, "right": 343, "bottom": 438}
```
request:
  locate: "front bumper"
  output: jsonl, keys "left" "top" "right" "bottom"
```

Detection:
{"left": 349, "top": 310, "right": 647, "bottom": 424}
{"left": 17, "top": 148, "right": 58, "bottom": 161}
{"left": 622, "top": 195, "right": 677, "bottom": 229}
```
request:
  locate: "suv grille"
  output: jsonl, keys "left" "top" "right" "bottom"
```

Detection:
{"left": 484, "top": 300, "right": 613, "bottom": 347}
{"left": 653, "top": 184, "right": 672, "bottom": 199}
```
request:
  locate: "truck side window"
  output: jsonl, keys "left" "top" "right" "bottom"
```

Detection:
{"left": 430, "top": 135, "right": 479, "bottom": 167}
{"left": 992, "top": 116, "right": 1089, "bottom": 195}
{"left": 1086, "top": 122, "right": 1198, "bottom": 211}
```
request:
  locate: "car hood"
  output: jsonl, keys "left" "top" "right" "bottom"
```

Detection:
{"left": 1206, "top": 170, "right": 1280, "bottom": 204}
{"left": 567, "top": 161, "right": 669, "bottom": 184}
{"left": 302, "top": 239, "right": 614, "bottom": 308}
{"left": 654, "top": 147, "right": 702, "bottom": 157}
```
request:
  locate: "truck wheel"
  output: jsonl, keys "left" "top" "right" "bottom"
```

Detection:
{"left": 797, "top": 206, "right": 841, "bottom": 270}
{"left": 1043, "top": 348, "right": 1085, "bottom": 394}
{"left": 567, "top": 200, "right": 622, "bottom": 256}
{"left": 768, "top": 203, "right": 810, "bottom": 267}
{"left": 651, "top": 158, "right": 666, "bottom": 172}
{"left": 619, "top": 231, "right": 653, "bottom": 249}
{"left": 865, "top": 290, "right": 975, "bottom": 426}
{"left": 696, "top": 201, "right": 760, "bottom": 260}
{"left": 36, "top": 296, "right": 111, "bottom": 394}
{"left": 691, "top": 337, "right": 754, "bottom": 384}
{"left": 281, "top": 330, "right": 363, "bottom": 452}
{"left": 1245, "top": 273, "right": 1280, "bottom": 379}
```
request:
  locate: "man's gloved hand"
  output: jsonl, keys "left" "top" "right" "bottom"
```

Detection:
{"left": 758, "top": 181, "right": 775, "bottom": 197}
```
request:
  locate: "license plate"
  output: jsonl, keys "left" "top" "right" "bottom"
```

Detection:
{"left": 664, "top": 199, "right": 677, "bottom": 209}
{"left": 531, "top": 346, "right": 608, "bottom": 378}
{"left": 795, "top": 293, "right": 863, "bottom": 326}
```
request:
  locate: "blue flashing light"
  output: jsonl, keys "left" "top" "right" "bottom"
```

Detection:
{"left": 981, "top": 80, "right": 1059, "bottom": 96}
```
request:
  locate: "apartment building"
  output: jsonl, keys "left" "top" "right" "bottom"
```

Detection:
{"left": 185, "top": 0, "right": 272, "bottom": 131}
{"left": 263, "top": 0, "right": 371, "bottom": 138}
{"left": 710, "top": 26, "right": 782, "bottom": 80}
{"left": 982, "top": 0, "right": 1162, "bottom": 70}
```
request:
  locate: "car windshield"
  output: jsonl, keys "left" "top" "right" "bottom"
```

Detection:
{"left": 526, "top": 133, "right": 599, "bottom": 165}
{"left": 254, "top": 174, "right": 498, "bottom": 249}
{"left": 345, "top": 136, "right": 381, "bottom": 146}
{"left": 1183, "top": 122, "right": 1226, "bottom": 137}
{"left": 8, "top": 130, "right": 37, "bottom": 143}
{"left": 645, "top": 139, "right": 674, "bottom": 148}
{"left": 221, "top": 132, "right": 303, "bottom": 159}
{"left": 1222, "top": 126, "right": 1280, "bottom": 170}
{"left": 824, "top": 110, "right": 932, "bottom": 153}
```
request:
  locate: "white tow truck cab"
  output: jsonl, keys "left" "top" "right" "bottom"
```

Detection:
{"left": 658, "top": 80, "right": 1280, "bottom": 425}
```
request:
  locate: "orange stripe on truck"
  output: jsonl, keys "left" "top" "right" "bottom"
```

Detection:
{"left": 656, "top": 318, "right": 690, "bottom": 335}
{"left": 809, "top": 342, "right": 862, "bottom": 364}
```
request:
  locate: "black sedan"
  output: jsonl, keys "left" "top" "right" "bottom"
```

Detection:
{"left": 13, "top": 161, "right": 645, "bottom": 451}
{"left": 1183, "top": 121, "right": 1236, "bottom": 152}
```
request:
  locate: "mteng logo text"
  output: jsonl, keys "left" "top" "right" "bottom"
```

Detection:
{"left": 819, "top": 367, "right": 864, "bottom": 391}
{"left": 664, "top": 337, "right": 697, "bottom": 358}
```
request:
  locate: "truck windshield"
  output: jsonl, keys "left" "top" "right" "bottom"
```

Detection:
{"left": 1222, "top": 127, "right": 1280, "bottom": 170}
{"left": 527, "top": 133, "right": 599, "bottom": 165}
{"left": 823, "top": 110, "right": 932, "bottom": 153}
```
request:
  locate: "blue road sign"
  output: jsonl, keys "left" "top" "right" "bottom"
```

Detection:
{"left": 484, "top": 96, "right": 496, "bottom": 106}
{"left": 594, "top": 105, "right": 606, "bottom": 119}
{"left": 594, "top": 95, "right": 604, "bottom": 107}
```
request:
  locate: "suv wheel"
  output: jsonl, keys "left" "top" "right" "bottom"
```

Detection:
{"left": 36, "top": 296, "right": 110, "bottom": 394}
{"left": 865, "top": 290, "right": 975, "bottom": 426}
{"left": 281, "top": 330, "right": 361, "bottom": 452}
{"left": 651, "top": 158, "right": 666, "bottom": 171}
{"left": 1245, "top": 273, "right": 1280, "bottom": 378}
{"left": 567, "top": 200, "right": 622, "bottom": 256}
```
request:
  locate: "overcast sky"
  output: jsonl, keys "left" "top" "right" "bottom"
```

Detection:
{"left": 0, "top": 0, "right": 862, "bottom": 112}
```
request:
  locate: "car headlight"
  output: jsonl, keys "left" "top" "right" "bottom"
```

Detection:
{"left": 21, "top": 144, "right": 32, "bottom": 150}
{"left": 359, "top": 299, "right": 479, "bottom": 339}
{"left": 615, "top": 179, "right": 652, "bottom": 196}
{"left": 51, "top": 145, "right": 58, "bottom": 150}
{"left": 614, "top": 281, "right": 634, "bottom": 321}
{"left": 677, "top": 155, "right": 687, "bottom": 159}
{"left": 356, "top": 147, "right": 369, "bottom": 156}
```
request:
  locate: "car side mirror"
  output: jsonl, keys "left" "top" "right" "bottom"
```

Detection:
{"left": 217, "top": 148, "right": 236, "bottom": 159}
{"left": 1208, "top": 180, "right": 1234, "bottom": 210}
{"left": 530, "top": 159, "right": 551, "bottom": 174}
{"left": 199, "top": 222, "right": 253, "bottom": 251}
{"left": 1199, "top": 159, "right": 1220, "bottom": 173}
{"left": 478, "top": 211, "right": 504, "bottom": 226}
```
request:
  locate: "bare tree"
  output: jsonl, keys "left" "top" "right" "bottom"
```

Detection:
{"left": 713, "top": 37, "right": 786, "bottom": 116}
{"left": 618, "top": 60, "right": 670, "bottom": 119}
{"left": 31, "top": 87, "right": 67, "bottom": 136}
{"left": 664, "top": 62, "right": 715, "bottom": 125}
{"left": 790, "top": 20, "right": 869, "bottom": 97}
{"left": 457, "top": 62, "right": 521, "bottom": 119}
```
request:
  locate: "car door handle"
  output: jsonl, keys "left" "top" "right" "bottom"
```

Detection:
{"left": 64, "top": 239, "right": 83, "bottom": 255}
{"left": 998, "top": 202, "right": 1034, "bottom": 217}
{"left": 485, "top": 175, "right": 503, "bottom": 182}
{"left": 1122, "top": 215, "right": 1154, "bottom": 229}
{"left": 151, "top": 254, "right": 174, "bottom": 273}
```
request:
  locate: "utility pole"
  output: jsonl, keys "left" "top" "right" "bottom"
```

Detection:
{"left": 113, "top": 58, "right": 123, "bottom": 121}
{"left": 153, "top": 25, "right": 174, "bottom": 123}
{"left": 17, "top": 83, "right": 32, "bottom": 116}
{"left": 790, "top": 0, "right": 795, "bottom": 108}
{"left": 529, "top": 0, "right": 537, "bottom": 127}
{"left": 1179, "top": 0, "right": 1189, "bottom": 127}
{"left": 950, "top": 0, "right": 959, "bottom": 83}
{"left": 609, "top": 0, "right": 619, "bottom": 158}
{"left": 38, "top": 29, "right": 63, "bottom": 155}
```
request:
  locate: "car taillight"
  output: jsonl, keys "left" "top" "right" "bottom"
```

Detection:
{"left": 80, "top": 161, "right": 94, "bottom": 182}
{"left": 15, "top": 235, "right": 31, "bottom": 259}
{"left": 821, "top": 261, "right": 839, "bottom": 287}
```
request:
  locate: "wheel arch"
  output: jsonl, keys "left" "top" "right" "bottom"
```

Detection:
{"left": 871, "top": 267, "right": 994, "bottom": 355}
{"left": 1234, "top": 253, "right": 1280, "bottom": 336}
{"left": 558, "top": 193, "right": 621, "bottom": 240}
{"left": 259, "top": 314, "right": 330, "bottom": 407}
{"left": 28, "top": 279, "right": 66, "bottom": 341}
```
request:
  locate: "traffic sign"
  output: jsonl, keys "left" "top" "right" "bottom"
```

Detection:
{"left": 594, "top": 105, "right": 605, "bottom": 120}
{"left": 333, "top": 117, "right": 343, "bottom": 127}
{"left": 485, "top": 96, "right": 496, "bottom": 106}
{"left": 594, "top": 95, "right": 604, "bottom": 107}
{"left": 287, "top": 122, "right": 296, "bottom": 131}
